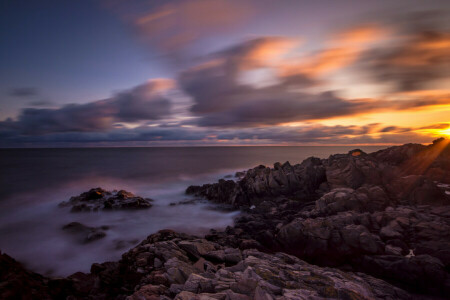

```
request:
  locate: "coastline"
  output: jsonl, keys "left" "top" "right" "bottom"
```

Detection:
{"left": 1, "top": 138, "right": 449, "bottom": 299}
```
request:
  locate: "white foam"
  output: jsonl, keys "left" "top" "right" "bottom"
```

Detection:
{"left": 0, "top": 176, "right": 239, "bottom": 277}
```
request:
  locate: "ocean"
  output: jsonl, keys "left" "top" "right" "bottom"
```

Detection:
{"left": 0, "top": 146, "right": 385, "bottom": 276}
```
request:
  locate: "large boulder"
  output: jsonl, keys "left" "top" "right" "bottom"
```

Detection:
{"left": 314, "top": 185, "right": 389, "bottom": 215}
{"left": 325, "top": 150, "right": 384, "bottom": 189}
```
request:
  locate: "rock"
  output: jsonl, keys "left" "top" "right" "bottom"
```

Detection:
{"left": 385, "top": 245, "right": 403, "bottom": 255}
{"left": 315, "top": 186, "right": 389, "bottom": 215}
{"left": 387, "top": 175, "right": 447, "bottom": 205}
{"left": 0, "top": 252, "right": 54, "bottom": 299}
{"left": 361, "top": 254, "right": 448, "bottom": 295}
{"left": 380, "top": 224, "right": 403, "bottom": 240}
{"left": 127, "top": 284, "right": 166, "bottom": 300}
{"left": 62, "top": 222, "right": 108, "bottom": 243}
{"left": 59, "top": 188, "right": 153, "bottom": 212}
{"left": 178, "top": 240, "right": 217, "bottom": 259}
{"left": 183, "top": 273, "right": 215, "bottom": 293}
{"left": 186, "top": 158, "right": 326, "bottom": 208}
{"left": 325, "top": 151, "right": 383, "bottom": 189}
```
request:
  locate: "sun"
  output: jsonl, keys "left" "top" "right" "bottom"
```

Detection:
{"left": 439, "top": 127, "right": 450, "bottom": 137}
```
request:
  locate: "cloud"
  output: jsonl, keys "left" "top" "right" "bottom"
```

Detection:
{"left": 107, "top": 0, "right": 253, "bottom": 61}
{"left": 112, "top": 79, "right": 173, "bottom": 122}
{"left": 0, "top": 122, "right": 435, "bottom": 147}
{"left": 359, "top": 12, "right": 450, "bottom": 91}
{"left": 1, "top": 80, "right": 174, "bottom": 135}
{"left": 279, "top": 24, "right": 388, "bottom": 78}
{"left": 8, "top": 87, "right": 38, "bottom": 98}
{"left": 379, "top": 126, "right": 398, "bottom": 133}
{"left": 419, "top": 123, "right": 450, "bottom": 130}
{"left": 179, "top": 37, "right": 450, "bottom": 128}
{"left": 28, "top": 100, "right": 54, "bottom": 107}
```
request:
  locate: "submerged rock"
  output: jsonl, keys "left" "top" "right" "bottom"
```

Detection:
{"left": 62, "top": 222, "right": 109, "bottom": 243}
{"left": 59, "top": 188, "right": 153, "bottom": 212}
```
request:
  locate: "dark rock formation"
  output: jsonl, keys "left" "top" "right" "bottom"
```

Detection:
{"left": 59, "top": 188, "right": 153, "bottom": 212}
{"left": 0, "top": 231, "right": 420, "bottom": 299}
{"left": 62, "top": 222, "right": 109, "bottom": 243}
{"left": 186, "top": 138, "right": 450, "bottom": 297}
{"left": 187, "top": 157, "right": 326, "bottom": 208}
{"left": 0, "top": 251, "right": 75, "bottom": 300}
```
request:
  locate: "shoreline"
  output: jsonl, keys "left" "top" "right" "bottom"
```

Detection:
{"left": 1, "top": 138, "right": 449, "bottom": 299}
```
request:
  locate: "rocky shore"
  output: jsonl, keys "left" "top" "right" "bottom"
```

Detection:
{"left": 1, "top": 138, "right": 449, "bottom": 299}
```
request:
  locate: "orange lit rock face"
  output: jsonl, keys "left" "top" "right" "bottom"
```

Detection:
{"left": 351, "top": 151, "right": 362, "bottom": 157}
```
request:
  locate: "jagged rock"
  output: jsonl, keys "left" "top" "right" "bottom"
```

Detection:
{"left": 59, "top": 188, "right": 153, "bottom": 212}
{"left": 186, "top": 158, "right": 326, "bottom": 208}
{"left": 178, "top": 240, "right": 218, "bottom": 259}
{"left": 361, "top": 254, "right": 449, "bottom": 295}
{"left": 124, "top": 232, "right": 415, "bottom": 300}
{"left": 314, "top": 185, "right": 389, "bottom": 215}
{"left": 387, "top": 175, "right": 447, "bottom": 205}
{"left": 127, "top": 284, "right": 167, "bottom": 300}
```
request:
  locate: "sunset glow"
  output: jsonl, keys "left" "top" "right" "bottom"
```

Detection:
{"left": 1, "top": 0, "right": 449, "bottom": 147}
{"left": 438, "top": 127, "right": 450, "bottom": 137}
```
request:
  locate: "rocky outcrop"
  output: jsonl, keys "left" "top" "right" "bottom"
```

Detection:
{"left": 371, "top": 138, "right": 450, "bottom": 183}
{"left": 0, "top": 251, "right": 73, "bottom": 300}
{"left": 185, "top": 138, "right": 450, "bottom": 297}
{"left": 276, "top": 205, "right": 450, "bottom": 292}
{"left": 59, "top": 188, "right": 153, "bottom": 212}
{"left": 187, "top": 157, "right": 326, "bottom": 208}
{"left": 1, "top": 231, "right": 419, "bottom": 299}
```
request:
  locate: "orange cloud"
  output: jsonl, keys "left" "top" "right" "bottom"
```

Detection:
{"left": 332, "top": 25, "right": 387, "bottom": 45}
{"left": 279, "top": 25, "right": 388, "bottom": 78}
{"left": 232, "top": 37, "right": 300, "bottom": 70}
{"left": 387, "top": 32, "right": 450, "bottom": 67}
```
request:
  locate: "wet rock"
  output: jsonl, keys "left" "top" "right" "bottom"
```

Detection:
{"left": 62, "top": 222, "right": 108, "bottom": 243}
{"left": 59, "top": 188, "right": 153, "bottom": 212}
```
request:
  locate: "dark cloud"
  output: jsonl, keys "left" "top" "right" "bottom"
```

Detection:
{"left": 379, "top": 126, "right": 398, "bottom": 133}
{"left": 179, "top": 37, "right": 450, "bottom": 128}
{"left": 1, "top": 81, "right": 172, "bottom": 135}
{"left": 0, "top": 125, "right": 211, "bottom": 147}
{"left": 359, "top": 12, "right": 450, "bottom": 91}
{"left": 8, "top": 87, "right": 38, "bottom": 98}
{"left": 216, "top": 124, "right": 379, "bottom": 143}
{"left": 419, "top": 123, "right": 450, "bottom": 130}
{"left": 111, "top": 81, "right": 172, "bottom": 122}
{"left": 28, "top": 100, "right": 54, "bottom": 107}
{"left": 0, "top": 122, "right": 434, "bottom": 147}
{"left": 190, "top": 91, "right": 363, "bottom": 127}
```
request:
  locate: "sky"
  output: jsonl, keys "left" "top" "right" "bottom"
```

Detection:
{"left": 1, "top": 0, "right": 449, "bottom": 147}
